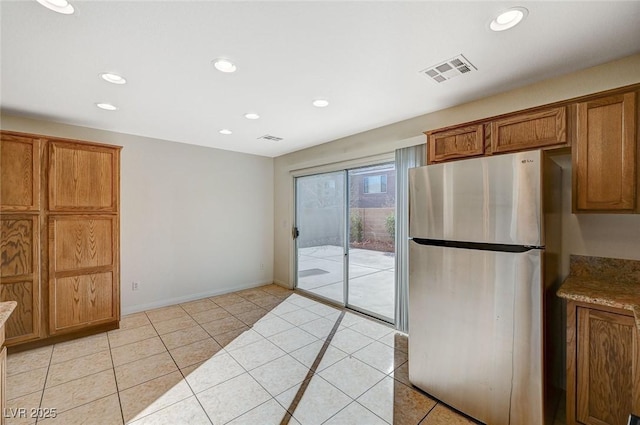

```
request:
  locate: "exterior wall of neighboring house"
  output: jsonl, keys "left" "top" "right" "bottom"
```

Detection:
{"left": 349, "top": 168, "right": 396, "bottom": 244}
{"left": 349, "top": 170, "right": 396, "bottom": 208}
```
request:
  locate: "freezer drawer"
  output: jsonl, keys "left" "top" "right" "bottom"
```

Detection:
{"left": 408, "top": 242, "right": 543, "bottom": 425}
{"left": 408, "top": 150, "right": 542, "bottom": 246}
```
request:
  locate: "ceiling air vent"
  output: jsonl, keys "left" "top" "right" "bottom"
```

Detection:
{"left": 419, "top": 54, "right": 477, "bottom": 84}
{"left": 258, "top": 134, "right": 283, "bottom": 142}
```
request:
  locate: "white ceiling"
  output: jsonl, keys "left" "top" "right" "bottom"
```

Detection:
{"left": 2, "top": 1, "right": 639, "bottom": 158}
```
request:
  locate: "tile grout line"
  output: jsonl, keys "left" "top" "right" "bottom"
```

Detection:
{"left": 183, "top": 299, "right": 257, "bottom": 420}
{"left": 14, "top": 288, "right": 294, "bottom": 425}
{"left": 150, "top": 310, "right": 212, "bottom": 425}
{"left": 108, "top": 313, "right": 136, "bottom": 425}
{"left": 315, "top": 347, "right": 392, "bottom": 424}
{"left": 125, "top": 304, "right": 214, "bottom": 424}
{"left": 420, "top": 403, "right": 439, "bottom": 424}
{"left": 279, "top": 310, "right": 346, "bottom": 425}
{"left": 6, "top": 287, "right": 289, "bottom": 425}
{"left": 32, "top": 345, "right": 54, "bottom": 425}
{"left": 181, "top": 293, "right": 274, "bottom": 423}
{"left": 123, "top": 308, "right": 206, "bottom": 423}
{"left": 184, "top": 291, "right": 279, "bottom": 425}
{"left": 33, "top": 337, "right": 118, "bottom": 423}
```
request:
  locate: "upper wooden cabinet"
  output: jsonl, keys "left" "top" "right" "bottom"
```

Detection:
{"left": 427, "top": 124, "right": 484, "bottom": 163}
{"left": 49, "top": 141, "right": 120, "bottom": 212}
{"left": 491, "top": 107, "right": 567, "bottom": 154}
{"left": 426, "top": 106, "right": 570, "bottom": 164}
{"left": 425, "top": 85, "right": 640, "bottom": 214}
{"left": 0, "top": 134, "right": 41, "bottom": 212}
{"left": 573, "top": 92, "right": 637, "bottom": 213}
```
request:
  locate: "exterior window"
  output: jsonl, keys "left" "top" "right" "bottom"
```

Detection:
{"left": 364, "top": 175, "right": 387, "bottom": 194}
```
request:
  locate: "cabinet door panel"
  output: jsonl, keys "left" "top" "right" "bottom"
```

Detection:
{"left": 0, "top": 281, "right": 36, "bottom": 341}
{"left": 51, "top": 272, "right": 115, "bottom": 331}
{"left": 0, "top": 218, "right": 34, "bottom": 277}
{"left": 577, "top": 307, "right": 636, "bottom": 425}
{"left": 0, "top": 135, "right": 40, "bottom": 211}
{"left": 49, "top": 215, "right": 118, "bottom": 335}
{"left": 491, "top": 107, "right": 566, "bottom": 153}
{"left": 428, "top": 125, "right": 484, "bottom": 163}
{"left": 0, "top": 216, "right": 39, "bottom": 344}
{"left": 49, "top": 142, "right": 119, "bottom": 212}
{"left": 574, "top": 92, "right": 636, "bottom": 212}
{"left": 50, "top": 217, "right": 114, "bottom": 272}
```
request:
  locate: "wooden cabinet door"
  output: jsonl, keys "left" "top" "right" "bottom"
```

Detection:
{"left": 49, "top": 141, "right": 120, "bottom": 212}
{"left": 0, "top": 216, "right": 40, "bottom": 344}
{"left": 573, "top": 92, "right": 637, "bottom": 212}
{"left": 427, "top": 124, "right": 484, "bottom": 163}
{"left": 576, "top": 307, "right": 640, "bottom": 425}
{"left": 48, "top": 215, "right": 119, "bottom": 334}
{"left": 0, "top": 134, "right": 41, "bottom": 212}
{"left": 491, "top": 107, "right": 567, "bottom": 153}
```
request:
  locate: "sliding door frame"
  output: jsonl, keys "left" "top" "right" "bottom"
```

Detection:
{"left": 292, "top": 153, "right": 396, "bottom": 324}
{"left": 293, "top": 170, "right": 348, "bottom": 307}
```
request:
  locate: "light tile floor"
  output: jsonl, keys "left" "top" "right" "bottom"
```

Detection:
{"left": 6, "top": 284, "right": 562, "bottom": 424}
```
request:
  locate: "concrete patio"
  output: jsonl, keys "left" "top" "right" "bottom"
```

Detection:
{"left": 297, "top": 245, "right": 395, "bottom": 321}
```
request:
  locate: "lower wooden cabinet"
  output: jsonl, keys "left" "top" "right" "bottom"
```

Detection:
{"left": 48, "top": 215, "right": 119, "bottom": 335}
{"left": 566, "top": 301, "right": 640, "bottom": 425}
{"left": 0, "top": 215, "right": 40, "bottom": 345}
{"left": 50, "top": 272, "right": 117, "bottom": 333}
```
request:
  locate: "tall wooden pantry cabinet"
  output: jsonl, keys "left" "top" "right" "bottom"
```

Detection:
{"left": 0, "top": 130, "right": 121, "bottom": 348}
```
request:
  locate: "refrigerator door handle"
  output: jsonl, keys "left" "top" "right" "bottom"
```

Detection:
{"left": 411, "top": 238, "right": 542, "bottom": 253}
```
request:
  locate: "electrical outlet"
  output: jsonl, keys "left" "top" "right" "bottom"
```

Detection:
{"left": 132, "top": 281, "right": 139, "bottom": 291}
{"left": 260, "top": 263, "right": 264, "bottom": 270}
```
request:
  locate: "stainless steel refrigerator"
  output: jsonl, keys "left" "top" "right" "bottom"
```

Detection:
{"left": 408, "top": 150, "right": 561, "bottom": 425}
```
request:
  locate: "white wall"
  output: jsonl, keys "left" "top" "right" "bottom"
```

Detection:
{"left": 273, "top": 54, "right": 640, "bottom": 287}
{"left": 550, "top": 153, "right": 640, "bottom": 276}
{"left": 0, "top": 115, "right": 274, "bottom": 314}
{"left": 561, "top": 164, "right": 640, "bottom": 267}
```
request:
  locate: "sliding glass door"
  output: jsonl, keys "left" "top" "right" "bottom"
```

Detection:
{"left": 295, "top": 162, "right": 396, "bottom": 323}
{"left": 347, "top": 164, "right": 396, "bottom": 321}
{"left": 295, "top": 172, "right": 345, "bottom": 305}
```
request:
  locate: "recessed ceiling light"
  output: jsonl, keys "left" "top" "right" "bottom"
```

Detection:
{"left": 312, "top": 99, "right": 329, "bottom": 108}
{"left": 244, "top": 113, "right": 260, "bottom": 120}
{"left": 213, "top": 58, "right": 237, "bottom": 73}
{"left": 100, "top": 73, "right": 127, "bottom": 85}
{"left": 96, "top": 103, "right": 118, "bottom": 111}
{"left": 36, "top": 0, "right": 75, "bottom": 14}
{"left": 490, "top": 7, "right": 528, "bottom": 32}
{"left": 219, "top": 129, "right": 233, "bottom": 135}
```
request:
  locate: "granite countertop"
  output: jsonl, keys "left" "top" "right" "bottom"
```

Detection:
{"left": 557, "top": 255, "right": 640, "bottom": 332}
{"left": 0, "top": 301, "right": 17, "bottom": 328}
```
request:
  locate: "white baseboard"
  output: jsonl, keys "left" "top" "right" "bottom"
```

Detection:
{"left": 121, "top": 280, "right": 273, "bottom": 316}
